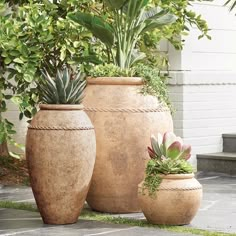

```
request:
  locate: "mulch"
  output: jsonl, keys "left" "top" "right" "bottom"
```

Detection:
{"left": 0, "top": 157, "right": 29, "bottom": 186}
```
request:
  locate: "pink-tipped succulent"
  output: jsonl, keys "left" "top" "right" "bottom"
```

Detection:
{"left": 148, "top": 132, "right": 191, "bottom": 160}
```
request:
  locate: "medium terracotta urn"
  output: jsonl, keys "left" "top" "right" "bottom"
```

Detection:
{"left": 83, "top": 77, "right": 173, "bottom": 213}
{"left": 26, "top": 104, "right": 96, "bottom": 225}
{"left": 138, "top": 174, "right": 202, "bottom": 225}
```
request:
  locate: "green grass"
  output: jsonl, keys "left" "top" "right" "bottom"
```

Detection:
{"left": 0, "top": 201, "right": 235, "bottom": 236}
{"left": 0, "top": 201, "right": 37, "bottom": 212}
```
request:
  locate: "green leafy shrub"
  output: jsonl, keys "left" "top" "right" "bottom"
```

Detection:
{"left": 0, "top": 0, "right": 98, "bottom": 155}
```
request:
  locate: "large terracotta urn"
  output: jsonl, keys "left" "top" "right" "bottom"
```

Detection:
{"left": 26, "top": 104, "right": 96, "bottom": 224}
{"left": 83, "top": 77, "right": 173, "bottom": 213}
{"left": 138, "top": 174, "right": 202, "bottom": 225}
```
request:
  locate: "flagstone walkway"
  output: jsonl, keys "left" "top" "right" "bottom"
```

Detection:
{"left": 0, "top": 172, "right": 235, "bottom": 235}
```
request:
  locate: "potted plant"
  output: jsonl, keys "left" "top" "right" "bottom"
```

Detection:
{"left": 138, "top": 132, "right": 202, "bottom": 225}
{"left": 26, "top": 67, "right": 96, "bottom": 225}
{"left": 68, "top": 0, "right": 175, "bottom": 213}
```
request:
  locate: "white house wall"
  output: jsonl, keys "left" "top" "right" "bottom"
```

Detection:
{"left": 168, "top": 1, "right": 236, "bottom": 166}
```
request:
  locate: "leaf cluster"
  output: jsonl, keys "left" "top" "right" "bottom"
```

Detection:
{"left": 39, "top": 68, "right": 86, "bottom": 104}
{"left": 143, "top": 158, "right": 193, "bottom": 196}
{"left": 0, "top": 0, "right": 98, "bottom": 151}
{"left": 89, "top": 63, "right": 171, "bottom": 109}
{"left": 142, "top": 0, "right": 211, "bottom": 51}
{"left": 68, "top": 0, "right": 176, "bottom": 69}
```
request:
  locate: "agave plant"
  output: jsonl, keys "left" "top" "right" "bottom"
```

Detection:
{"left": 68, "top": 0, "right": 176, "bottom": 69}
{"left": 148, "top": 132, "right": 191, "bottom": 160}
{"left": 39, "top": 67, "right": 86, "bottom": 104}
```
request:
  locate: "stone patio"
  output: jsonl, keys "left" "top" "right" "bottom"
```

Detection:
{"left": 0, "top": 172, "right": 235, "bottom": 235}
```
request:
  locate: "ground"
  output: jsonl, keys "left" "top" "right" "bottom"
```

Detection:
{"left": 0, "top": 156, "right": 29, "bottom": 186}
{"left": 0, "top": 173, "right": 236, "bottom": 236}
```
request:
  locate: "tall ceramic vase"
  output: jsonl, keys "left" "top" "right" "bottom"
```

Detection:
{"left": 83, "top": 77, "right": 173, "bottom": 213}
{"left": 26, "top": 104, "right": 96, "bottom": 225}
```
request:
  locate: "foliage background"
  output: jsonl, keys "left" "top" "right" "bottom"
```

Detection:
{"left": 0, "top": 0, "right": 210, "bottom": 156}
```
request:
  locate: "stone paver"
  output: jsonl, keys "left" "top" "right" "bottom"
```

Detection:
{"left": 191, "top": 172, "right": 236, "bottom": 233}
{"left": 0, "top": 172, "right": 235, "bottom": 235}
{"left": 0, "top": 209, "right": 197, "bottom": 236}
{"left": 0, "top": 186, "right": 34, "bottom": 203}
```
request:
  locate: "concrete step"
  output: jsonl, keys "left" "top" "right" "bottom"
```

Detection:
{"left": 223, "top": 133, "right": 236, "bottom": 153}
{"left": 197, "top": 152, "right": 236, "bottom": 175}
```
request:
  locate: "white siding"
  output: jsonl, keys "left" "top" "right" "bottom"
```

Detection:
{"left": 168, "top": 1, "right": 236, "bottom": 166}
{"left": 169, "top": 73, "right": 236, "bottom": 166}
{"left": 169, "top": 1, "right": 236, "bottom": 72}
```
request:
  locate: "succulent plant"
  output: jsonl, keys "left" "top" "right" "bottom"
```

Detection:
{"left": 143, "top": 132, "right": 193, "bottom": 196}
{"left": 39, "top": 67, "right": 86, "bottom": 104}
{"left": 148, "top": 132, "right": 191, "bottom": 161}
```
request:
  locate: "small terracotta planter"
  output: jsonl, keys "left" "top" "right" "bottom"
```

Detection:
{"left": 26, "top": 104, "right": 96, "bottom": 225}
{"left": 138, "top": 174, "right": 202, "bottom": 225}
{"left": 83, "top": 77, "right": 173, "bottom": 213}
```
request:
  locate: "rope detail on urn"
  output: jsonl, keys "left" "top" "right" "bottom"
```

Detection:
{"left": 84, "top": 107, "right": 169, "bottom": 113}
{"left": 157, "top": 186, "right": 202, "bottom": 191}
{"left": 28, "top": 125, "right": 94, "bottom": 131}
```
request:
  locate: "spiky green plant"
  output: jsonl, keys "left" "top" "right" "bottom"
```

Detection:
{"left": 39, "top": 67, "right": 86, "bottom": 104}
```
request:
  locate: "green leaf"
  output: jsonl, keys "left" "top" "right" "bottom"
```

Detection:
{"left": 7, "top": 130, "right": 16, "bottom": 134}
{"left": 60, "top": 46, "right": 67, "bottom": 61}
{"left": 166, "top": 141, "right": 182, "bottom": 159}
{"left": 5, "top": 119, "right": 14, "bottom": 127}
{"left": 55, "top": 70, "right": 66, "bottom": 103}
{"left": 103, "top": 0, "right": 127, "bottom": 10}
{"left": 4, "top": 95, "right": 12, "bottom": 100}
{"left": 13, "top": 58, "right": 24, "bottom": 64}
{"left": 150, "top": 135, "right": 162, "bottom": 158}
{"left": 19, "top": 112, "right": 24, "bottom": 120}
{"left": 61, "top": 68, "right": 70, "bottom": 90}
{"left": 24, "top": 110, "right": 32, "bottom": 118}
{"left": 0, "top": 100, "right": 7, "bottom": 112}
{"left": 141, "top": 12, "right": 176, "bottom": 34}
{"left": 141, "top": 7, "right": 168, "bottom": 22}
{"left": 31, "top": 107, "right": 37, "bottom": 116}
{"left": 4, "top": 57, "right": 11, "bottom": 64}
{"left": 129, "top": 50, "right": 146, "bottom": 67}
{"left": 68, "top": 12, "right": 114, "bottom": 48}
{"left": 24, "top": 74, "right": 34, "bottom": 83}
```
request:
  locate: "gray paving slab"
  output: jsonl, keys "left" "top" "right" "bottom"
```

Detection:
{"left": 0, "top": 172, "right": 236, "bottom": 234}
{"left": 0, "top": 186, "right": 34, "bottom": 203}
{"left": 112, "top": 172, "right": 236, "bottom": 233}
{"left": 191, "top": 172, "right": 236, "bottom": 233}
{"left": 0, "top": 209, "right": 197, "bottom": 236}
